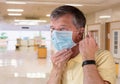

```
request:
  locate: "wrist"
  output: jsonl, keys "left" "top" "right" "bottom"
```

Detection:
{"left": 53, "top": 66, "right": 65, "bottom": 74}
{"left": 82, "top": 56, "right": 95, "bottom": 61}
{"left": 82, "top": 60, "right": 96, "bottom": 67}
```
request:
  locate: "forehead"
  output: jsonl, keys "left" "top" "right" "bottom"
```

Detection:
{"left": 50, "top": 14, "right": 73, "bottom": 26}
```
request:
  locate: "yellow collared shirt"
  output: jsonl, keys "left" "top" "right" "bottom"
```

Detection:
{"left": 62, "top": 49, "right": 116, "bottom": 84}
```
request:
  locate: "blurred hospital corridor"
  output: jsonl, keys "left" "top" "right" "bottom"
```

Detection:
{"left": 0, "top": 0, "right": 120, "bottom": 84}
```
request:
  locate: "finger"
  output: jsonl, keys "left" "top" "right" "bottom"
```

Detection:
{"left": 58, "top": 50, "right": 73, "bottom": 58}
{"left": 51, "top": 55, "right": 59, "bottom": 63}
{"left": 95, "top": 43, "right": 99, "bottom": 49}
{"left": 57, "top": 49, "right": 72, "bottom": 62}
{"left": 51, "top": 49, "right": 68, "bottom": 60}
{"left": 89, "top": 37, "right": 96, "bottom": 45}
{"left": 55, "top": 49, "right": 68, "bottom": 57}
{"left": 84, "top": 37, "right": 89, "bottom": 45}
{"left": 58, "top": 51, "right": 73, "bottom": 63}
{"left": 81, "top": 40, "right": 86, "bottom": 49}
{"left": 88, "top": 32, "right": 93, "bottom": 38}
{"left": 79, "top": 41, "right": 83, "bottom": 50}
{"left": 63, "top": 49, "right": 72, "bottom": 56}
{"left": 52, "top": 49, "right": 72, "bottom": 63}
{"left": 86, "top": 33, "right": 89, "bottom": 38}
{"left": 79, "top": 40, "right": 84, "bottom": 53}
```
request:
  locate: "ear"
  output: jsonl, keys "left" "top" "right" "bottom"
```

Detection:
{"left": 78, "top": 27, "right": 85, "bottom": 34}
{"left": 76, "top": 28, "right": 85, "bottom": 41}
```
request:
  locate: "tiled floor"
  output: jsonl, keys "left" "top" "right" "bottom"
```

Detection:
{"left": 0, "top": 46, "right": 120, "bottom": 84}
{"left": 0, "top": 46, "right": 52, "bottom": 84}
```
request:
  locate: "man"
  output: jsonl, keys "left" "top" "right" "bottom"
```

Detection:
{"left": 47, "top": 5, "right": 116, "bottom": 84}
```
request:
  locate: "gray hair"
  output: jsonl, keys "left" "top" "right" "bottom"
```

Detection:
{"left": 50, "top": 5, "right": 86, "bottom": 28}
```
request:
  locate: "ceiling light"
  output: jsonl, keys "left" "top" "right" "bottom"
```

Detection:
{"left": 7, "top": 9, "right": 24, "bottom": 12}
{"left": 99, "top": 15, "right": 111, "bottom": 19}
{"left": 65, "top": 4, "right": 83, "bottom": 6}
{"left": 46, "top": 14, "right": 50, "bottom": 17}
{"left": 14, "top": 73, "right": 19, "bottom": 77}
{"left": 14, "top": 20, "right": 47, "bottom": 22}
{"left": 14, "top": 20, "right": 47, "bottom": 25}
{"left": 8, "top": 13, "right": 22, "bottom": 16}
{"left": 6, "top": 1, "right": 26, "bottom": 4}
{"left": 15, "top": 22, "right": 39, "bottom": 25}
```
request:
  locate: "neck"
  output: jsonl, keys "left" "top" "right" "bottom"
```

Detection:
{"left": 70, "top": 44, "right": 80, "bottom": 59}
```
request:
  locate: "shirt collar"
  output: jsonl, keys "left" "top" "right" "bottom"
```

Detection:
{"left": 69, "top": 53, "right": 82, "bottom": 63}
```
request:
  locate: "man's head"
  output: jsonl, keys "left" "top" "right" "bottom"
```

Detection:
{"left": 50, "top": 5, "right": 86, "bottom": 44}
{"left": 50, "top": 5, "right": 86, "bottom": 29}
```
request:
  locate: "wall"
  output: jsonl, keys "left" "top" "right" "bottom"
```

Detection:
{"left": 86, "top": 5, "right": 120, "bottom": 24}
{"left": 109, "top": 21, "right": 120, "bottom": 58}
{"left": 86, "top": 5, "right": 120, "bottom": 61}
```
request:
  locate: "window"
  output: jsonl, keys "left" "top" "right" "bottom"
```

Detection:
{"left": 113, "top": 31, "right": 118, "bottom": 54}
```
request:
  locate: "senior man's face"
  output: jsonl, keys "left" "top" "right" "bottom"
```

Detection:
{"left": 50, "top": 14, "right": 84, "bottom": 43}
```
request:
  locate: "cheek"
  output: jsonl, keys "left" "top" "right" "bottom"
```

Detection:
{"left": 72, "top": 33, "right": 79, "bottom": 43}
{"left": 72, "top": 33, "right": 83, "bottom": 43}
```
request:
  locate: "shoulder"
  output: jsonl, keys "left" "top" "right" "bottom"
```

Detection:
{"left": 95, "top": 49, "right": 115, "bottom": 66}
{"left": 96, "top": 49, "right": 111, "bottom": 56}
{"left": 95, "top": 49, "right": 116, "bottom": 84}
{"left": 95, "top": 49, "right": 113, "bottom": 59}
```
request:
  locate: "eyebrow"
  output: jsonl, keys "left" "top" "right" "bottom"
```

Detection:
{"left": 50, "top": 25, "right": 67, "bottom": 28}
{"left": 60, "top": 25, "right": 67, "bottom": 27}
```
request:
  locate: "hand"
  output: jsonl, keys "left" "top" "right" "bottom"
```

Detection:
{"left": 51, "top": 49, "right": 73, "bottom": 72}
{"left": 79, "top": 32, "right": 98, "bottom": 61}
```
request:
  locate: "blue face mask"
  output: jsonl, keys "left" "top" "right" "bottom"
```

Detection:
{"left": 51, "top": 30, "right": 76, "bottom": 51}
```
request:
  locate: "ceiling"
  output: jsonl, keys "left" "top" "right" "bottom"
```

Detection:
{"left": 0, "top": 0, "right": 120, "bottom": 23}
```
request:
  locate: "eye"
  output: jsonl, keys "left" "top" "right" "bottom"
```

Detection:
{"left": 59, "top": 28, "right": 68, "bottom": 31}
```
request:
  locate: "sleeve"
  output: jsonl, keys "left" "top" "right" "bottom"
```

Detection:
{"left": 95, "top": 50, "right": 116, "bottom": 84}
